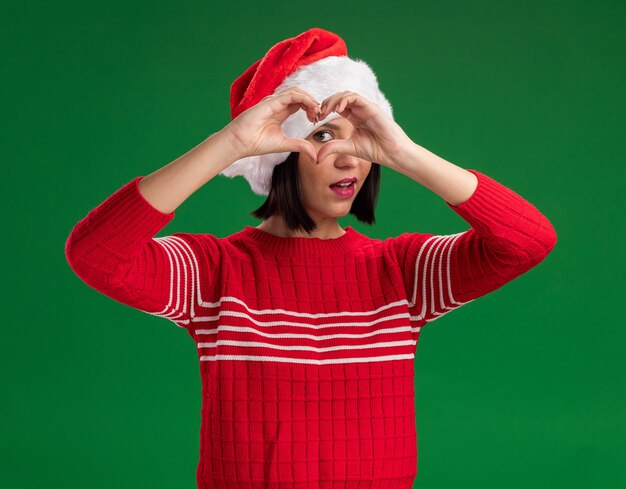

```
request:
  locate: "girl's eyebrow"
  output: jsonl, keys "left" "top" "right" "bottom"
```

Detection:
{"left": 320, "top": 123, "right": 341, "bottom": 130}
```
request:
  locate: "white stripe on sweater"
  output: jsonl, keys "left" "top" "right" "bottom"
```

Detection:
{"left": 408, "top": 233, "right": 474, "bottom": 323}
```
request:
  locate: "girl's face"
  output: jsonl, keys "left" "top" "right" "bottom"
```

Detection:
{"left": 297, "top": 116, "right": 372, "bottom": 223}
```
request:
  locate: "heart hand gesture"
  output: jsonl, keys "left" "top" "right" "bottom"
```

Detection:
{"left": 315, "top": 91, "right": 413, "bottom": 169}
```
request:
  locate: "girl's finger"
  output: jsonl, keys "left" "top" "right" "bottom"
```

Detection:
{"left": 282, "top": 89, "right": 320, "bottom": 112}
{"left": 316, "top": 138, "right": 356, "bottom": 165}
{"left": 282, "top": 138, "right": 318, "bottom": 163}
{"left": 290, "top": 87, "right": 321, "bottom": 106}
{"left": 320, "top": 92, "right": 353, "bottom": 118}
{"left": 319, "top": 92, "right": 339, "bottom": 112}
{"left": 337, "top": 97, "right": 351, "bottom": 114}
{"left": 277, "top": 94, "right": 320, "bottom": 122}
{"left": 319, "top": 93, "right": 342, "bottom": 117}
{"left": 274, "top": 90, "right": 314, "bottom": 112}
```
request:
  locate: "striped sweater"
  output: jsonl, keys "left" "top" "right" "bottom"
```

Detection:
{"left": 65, "top": 168, "right": 557, "bottom": 488}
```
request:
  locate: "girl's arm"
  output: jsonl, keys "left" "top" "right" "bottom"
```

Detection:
{"left": 385, "top": 143, "right": 557, "bottom": 325}
{"left": 65, "top": 129, "right": 241, "bottom": 329}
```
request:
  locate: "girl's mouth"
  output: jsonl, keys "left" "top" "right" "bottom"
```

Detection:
{"left": 329, "top": 181, "right": 355, "bottom": 198}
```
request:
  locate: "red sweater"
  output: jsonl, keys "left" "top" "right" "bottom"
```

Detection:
{"left": 65, "top": 169, "right": 556, "bottom": 488}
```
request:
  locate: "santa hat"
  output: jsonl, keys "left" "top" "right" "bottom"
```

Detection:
{"left": 219, "top": 27, "right": 394, "bottom": 196}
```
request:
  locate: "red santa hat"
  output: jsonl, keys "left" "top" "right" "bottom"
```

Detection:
{"left": 219, "top": 27, "right": 394, "bottom": 196}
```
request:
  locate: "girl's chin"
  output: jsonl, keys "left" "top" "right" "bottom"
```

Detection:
{"left": 306, "top": 208, "right": 351, "bottom": 220}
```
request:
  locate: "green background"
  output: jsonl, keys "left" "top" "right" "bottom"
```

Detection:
{"left": 4, "top": 0, "right": 624, "bottom": 487}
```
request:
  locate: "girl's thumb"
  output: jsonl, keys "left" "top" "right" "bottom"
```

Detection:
{"left": 316, "top": 140, "right": 353, "bottom": 164}
{"left": 285, "top": 139, "right": 318, "bottom": 163}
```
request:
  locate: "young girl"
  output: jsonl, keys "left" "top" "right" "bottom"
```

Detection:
{"left": 66, "top": 27, "right": 557, "bottom": 489}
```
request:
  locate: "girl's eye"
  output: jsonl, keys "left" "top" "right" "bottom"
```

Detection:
{"left": 313, "top": 130, "right": 333, "bottom": 142}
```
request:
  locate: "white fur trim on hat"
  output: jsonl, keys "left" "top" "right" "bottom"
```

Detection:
{"left": 219, "top": 56, "right": 394, "bottom": 196}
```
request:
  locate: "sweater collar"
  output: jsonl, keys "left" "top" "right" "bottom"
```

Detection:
{"left": 238, "top": 225, "right": 362, "bottom": 256}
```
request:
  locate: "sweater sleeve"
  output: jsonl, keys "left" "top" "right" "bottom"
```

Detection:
{"left": 384, "top": 168, "right": 557, "bottom": 325}
{"left": 65, "top": 176, "right": 225, "bottom": 330}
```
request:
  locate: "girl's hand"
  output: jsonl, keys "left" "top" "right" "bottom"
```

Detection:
{"left": 315, "top": 91, "right": 414, "bottom": 169}
{"left": 224, "top": 87, "right": 321, "bottom": 162}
